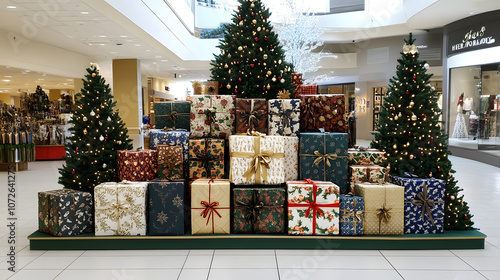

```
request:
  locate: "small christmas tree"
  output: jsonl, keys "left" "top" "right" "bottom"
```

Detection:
{"left": 59, "top": 64, "right": 132, "bottom": 192}
{"left": 372, "top": 34, "right": 474, "bottom": 230}
{"left": 210, "top": 0, "right": 295, "bottom": 99}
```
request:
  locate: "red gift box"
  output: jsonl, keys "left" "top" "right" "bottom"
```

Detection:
{"left": 294, "top": 85, "right": 317, "bottom": 95}
{"left": 117, "top": 149, "right": 158, "bottom": 181}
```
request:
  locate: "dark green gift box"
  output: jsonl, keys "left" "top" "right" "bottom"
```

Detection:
{"left": 154, "top": 101, "right": 191, "bottom": 130}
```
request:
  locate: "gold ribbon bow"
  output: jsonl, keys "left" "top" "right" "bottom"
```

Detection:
{"left": 312, "top": 150, "right": 338, "bottom": 167}
{"left": 95, "top": 191, "right": 130, "bottom": 235}
{"left": 411, "top": 183, "right": 436, "bottom": 226}
{"left": 165, "top": 111, "right": 178, "bottom": 127}
{"left": 376, "top": 203, "right": 392, "bottom": 234}
{"left": 340, "top": 197, "right": 364, "bottom": 234}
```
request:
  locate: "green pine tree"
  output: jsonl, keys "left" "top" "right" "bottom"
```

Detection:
{"left": 372, "top": 33, "right": 474, "bottom": 230}
{"left": 59, "top": 64, "right": 132, "bottom": 193}
{"left": 210, "top": 0, "right": 295, "bottom": 99}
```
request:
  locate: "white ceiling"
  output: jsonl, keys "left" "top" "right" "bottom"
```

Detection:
{"left": 0, "top": 0, "right": 500, "bottom": 95}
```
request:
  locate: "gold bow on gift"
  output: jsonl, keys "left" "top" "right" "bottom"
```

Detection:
{"left": 340, "top": 197, "right": 364, "bottom": 234}
{"left": 95, "top": 194, "right": 131, "bottom": 235}
{"left": 165, "top": 111, "right": 178, "bottom": 127}
{"left": 312, "top": 150, "right": 338, "bottom": 167}
{"left": 376, "top": 202, "right": 392, "bottom": 234}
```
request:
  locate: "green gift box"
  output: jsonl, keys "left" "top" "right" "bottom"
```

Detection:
{"left": 154, "top": 101, "right": 191, "bottom": 130}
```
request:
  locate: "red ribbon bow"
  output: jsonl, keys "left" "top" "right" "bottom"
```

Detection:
{"left": 200, "top": 201, "right": 222, "bottom": 225}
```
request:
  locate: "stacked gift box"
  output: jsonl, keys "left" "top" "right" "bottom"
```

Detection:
{"left": 348, "top": 147, "right": 386, "bottom": 187}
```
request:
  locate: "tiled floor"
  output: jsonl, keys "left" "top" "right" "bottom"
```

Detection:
{"left": 1, "top": 145, "right": 500, "bottom": 280}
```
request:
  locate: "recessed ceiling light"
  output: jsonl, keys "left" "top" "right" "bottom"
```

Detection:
{"left": 161, "top": 59, "right": 169, "bottom": 62}
{"left": 24, "top": 70, "right": 30, "bottom": 72}
{"left": 120, "top": 35, "right": 128, "bottom": 38}
{"left": 81, "top": 11, "right": 89, "bottom": 14}
{"left": 134, "top": 44, "right": 141, "bottom": 47}
{"left": 145, "top": 49, "right": 150, "bottom": 52}
{"left": 98, "top": 35, "right": 106, "bottom": 38}
{"left": 2, "top": 79, "right": 11, "bottom": 82}
{"left": 7, "top": 6, "right": 16, "bottom": 9}
{"left": 4, "top": 75, "right": 12, "bottom": 78}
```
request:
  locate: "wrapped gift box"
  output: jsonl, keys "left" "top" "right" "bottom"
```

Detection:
{"left": 202, "top": 81, "right": 219, "bottom": 95}
{"left": 294, "top": 85, "right": 316, "bottom": 95}
{"left": 229, "top": 135, "right": 285, "bottom": 185}
{"left": 287, "top": 180, "right": 340, "bottom": 235}
{"left": 284, "top": 136, "right": 299, "bottom": 181}
{"left": 268, "top": 99, "right": 301, "bottom": 137}
{"left": 157, "top": 145, "right": 183, "bottom": 180}
{"left": 38, "top": 189, "right": 93, "bottom": 237}
{"left": 191, "top": 179, "right": 230, "bottom": 234}
{"left": 117, "top": 149, "right": 158, "bottom": 181}
{"left": 354, "top": 182, "right": 404, "bottom": 235}
{"left": 391, "top": 176, "right": 445, "bottom": 234}
{"left": 94, "top": 182, "right": 148, "bottom": 236}
{"left": 189, "top": 95, "right": 235, "bottom": 138}
{"left": 235, "top": 98, "right": 268, "bottom": 134}
{"left": 233, "top": 187, "right": 286, "bottom": 234}
{"left": 154, "top": 101, "right": 190, "bottom": 130}
{"left": 348, "top": 148, "right": 385, "bottom": 165}
{"left": 150, "top": 130, "right": 190, "bottom": 176}
{"left": 299, "top": 132, "right": 349, "bottom": 194}
{"left": 300, "top": 94, "right": 347, "bottom": 132}
{"left": 291, "top": 73, "right": 303, "bottom": 86}
{"left": 148, "top": 180, "right": 185, "bottom": 235}
{"left": 339, "top": 195, "right": 364, "bottom": 235}
{"left": 189, "top": 138, "right": 225, "bottom": 179}
{"left": 350, "top": 165, "right": 386, "bottom": 184}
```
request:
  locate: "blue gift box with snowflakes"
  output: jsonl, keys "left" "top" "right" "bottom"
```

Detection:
{"left": 391, "top": 175, "right": 445, "bottom": 234}
{"left": 150, "top": 129, "right": 190, "bottom": 177}
{"left": 268, "top": 99, "right": 301, "bottom": 137}
{"left": 148, "top": 181, "right": 185, "bottom": 235}
{"left": 339, "top": 194, "right": 364, "bottom": 235}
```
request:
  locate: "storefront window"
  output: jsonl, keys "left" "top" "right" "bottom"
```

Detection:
{"left": 449, "top": 64, "right": 500, "bottom": 150}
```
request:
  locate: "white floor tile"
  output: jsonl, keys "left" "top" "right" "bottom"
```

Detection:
{"left": 183, "top": 255, "right": 213, "bottom": 268}
{"left": 67, "top": 255, "right": 187, "bottom": 270}
{"left": 215, "top": 249, "right": 275, "bottom": 255}
{"left": 280, "top": 269, "right": 403, "bottom": 280}
{"left": 80, "top": 249, "right": 189, "bottom": 257}
{"left": 189, "top": 249, "right": 214, "bottom": 255}
{"left": 55, "top": 269, "right": 181, "bottom": 280}
{"left": 211, "top": 255, "right": 277, "bottom": 269}
{"left": 16, "top": 246, "right": 46, "bottom": 257}
{"left": 460, "top": 256, "right": 500, "bottom": 271}
{"left": 386, "top": 256, "right": 473, "bottom": 270}
{"left": 479, "top": 270, "right": 500, "bottom": 280}
{"left": 381, "top": 250, "right": 455, "bottom": 257}
{"left": 23, "top": 255, "right": 78, "bottom": 270}
{"left": 452, "top": 244, "right": 500, "bottom": 257}
{"left": 276, "top": 249, "right": 382, "bottom": 256}
{"left": 178, "top": 268, "right": 210, "bottom": 280}
{"left": 41, "top": 250, "right": 84, "bottom": 257}
{"left": 209, "top": 268, "right": 279, "bottom": 280}
{"left": 277, "top": 255, "right": 393, "bottom": 269}
{"left": 397, "top": 270, "right": 487, "bottom": 280}
{"left": 6, "top": 269, "right": 62, "bottom": 280}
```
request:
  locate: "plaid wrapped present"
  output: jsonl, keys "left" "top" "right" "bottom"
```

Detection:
{"left": 349, "top": 165, "right": 386, "bottom": 184}
{"left": 189, "top": 138, "right": 225, "bottom": 179}
{"left": 287, "top": 179, "right": 340, "bottom": 235}
{"left": 291, "top": 73, "right": 303, "bottom": 86}
{"left": 148, "top": 180, "right": 185, "bottom": 235}
{"left": 339, "top": 194, "right": 364, "bottom": 235}
{"left": 189, "top": 95, "right": 235, "bottom": 138}
{"left": 157, "top": 145, "right": 183, "bottom": 180}
{"left": 300, "top": 94, "right": 347, "bottom": 132}
{"left": 38, "top": 189, "right": 93, "bottom": 237}
{"left": 235, "top": 98, "right": 268, "bottom": 134}
{"left": 295, "top": 85, "right": 317, "bottom": 95}
{"left": 154, "top": 101, "right": 190, "bottom": 130}
{"left": 117, "top": 149, "right": 158, "bottom": 181}
{"left": 347, "top": 148, "right": 385, "bottom": 165}
{"left": 268, "top": 99, "right": 300, "bottom": 137}
{"left": 233, "top": 187, "right": 286, "bottom": 234}
{"left": 191, "top": 178, "right": 230, "bottom": 234}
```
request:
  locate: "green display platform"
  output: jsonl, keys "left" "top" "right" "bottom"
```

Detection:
{"left": 28, "top": 230, "right": 486, "bottom": 250}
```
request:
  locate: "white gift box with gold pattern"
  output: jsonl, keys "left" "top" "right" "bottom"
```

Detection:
{"left": 284, "top": 136, "right": 299, "bottom": 181}
{"left": 94, "top": 181, "right": 148, "bottom": 236}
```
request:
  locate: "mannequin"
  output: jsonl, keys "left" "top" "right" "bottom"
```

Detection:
{"left": 463, "top": 96, "right": 473, "bottom": 112}
{"left": 452, "top": 93, "right": 467, "bottom": 138}
{"left": 457, "top": 93, "right": 464, "bottom": 113}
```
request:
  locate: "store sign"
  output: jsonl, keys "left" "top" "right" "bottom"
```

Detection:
{"left": 448, "top": 23, "right": 500, "bottom": 55}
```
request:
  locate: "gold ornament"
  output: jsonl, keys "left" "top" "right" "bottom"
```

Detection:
{"left": 257, "top": 26, "right": 261, "bottom": 31}
{"left": 92, "top": 73, "right": 96, "bottom": 77}
{"left": 263, "top": 54, "right": 268, "bottom": 59}
{"left": 238, "top": 46, "right": 243, "bottom": 51}
{"left": 409, "top": 101, "right": 414, "bottom": 107}
{"left": 224, "top": 63, "right": 229, "bottom": 69}
{"left": 226, "top": 84, "right": 231, "bottom": 89}
{"left": 277, "top": 90, "right": 291, "bottom": 99}
{"left": 393, "top": 144, "right": 397, "bottom": 149}
{"left": 411, "top": 114, "right": 417, "bottom": 121}
{"left": 267, "top": 70, "right": 272, "bottom": 76}
{"left": 84, "top": 129, "right": 87, "bottom": 135}
{"left": 228, "top": 54, "right": 231, "bottom": 58}
{"left": 266, "top": 84, "right": 271, "bottom": 90}
{"left": 251, "top": 3, "right": 255, "bottom": 8}
{"left": 252, "top": 19, "right": 257, "bottom": 24}
{"left": 83, "top": 116, "right": 88, "bottom": 121}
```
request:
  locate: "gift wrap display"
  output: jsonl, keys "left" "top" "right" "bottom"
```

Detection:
{"left": 268, "top": 99, "right": 301, "bottom": 136}
{"left": 154, "top": 101, "right": 190, "bottom": 130}
{"left": 150, "top": 130, "right": 190, "bottom": 175}
{"left": 349, "top": 165, "right": 386, "bottom": 184}
{"left": 287, "top": 180, "right": 340, "bottom": 235}
{"left": 157, "top": 145, "right": 183, "bottom": 179}
{"left": 300, "top": 94, "right": 347, "bottom": 133}
{"left": 233, "top": 187, "right": 286, "bottom": 234}
{"left": 391, "top": 176, "right": 446, "bottom": 234}
{"left": 347, "top": 148, "right": 385, "bottom": 165}
{"left": 284, "top": 136, "right": 299, "bottom": 181}
{"left": 148, "top": 181, "right": 185, "bottom": 235}
{"left": 189, "top": 95, "right": 235, "bottom": 138}
{"left": 94, "top": 182, "right": 148, "bottom": 236}
{"left": 354, "top": 182, "right": 404, "bottom": 235}
{"left": 235, "top": 98, "right": 268, "bottom": 134}
{"left": 299, "top": 132, "right": 349, "bottom": 194}
{"left": 189, "top": 138, "right": 225, "bottom": 179}
{"left": 191, "top": 179, "right": 230, "bottom": 234}
{"left": 38, "top": 189, "right": 93, "bottom": 237}
{"left": 229, "top": 135, "right": 285, "bottom": 185}
{"left": 117, "top": 149, "right": 158, "bottom": 181}
{"left": 339, "top": 195, "right": 364, "bottom": 235}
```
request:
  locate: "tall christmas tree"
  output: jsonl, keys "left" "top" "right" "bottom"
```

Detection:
{"left": 210, "top": 0, "right": 295, "bottom": 99}
{"left": 59, "top": 64, "right": 132, "bottom": 192}
{"left": 372, "top": 34, "right": 474, "bottom": 230}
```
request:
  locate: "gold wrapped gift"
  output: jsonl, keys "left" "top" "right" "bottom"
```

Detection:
{"left": 191, "top": 178, "right": 230, "bottom": 234}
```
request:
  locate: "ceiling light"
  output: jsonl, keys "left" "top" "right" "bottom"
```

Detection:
{"left": 4, "top": 75, "right": 12, "bottom": 78}
{"left": 2, "top": 79, "right": 11, "bottom": 82}
{"left": 81, "top": 11, "right": 89, "bottom": 14}
{"left": 7, "top": 6, "right": 16, "bottom": 9}
{"left": 98, "top": 35, "right": 106, "bottom": 38}
{"left": 120, "top": 35, "right": 127, "bottom": 38}
{"left": 134, "top": 44, "right": 141, "bottom": 47}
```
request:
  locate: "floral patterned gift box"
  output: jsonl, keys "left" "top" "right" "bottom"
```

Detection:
{"left": 391, "top": 175, "right": 445, "bottom": 234}
{"left": 299, "top": 132, "right": 349, "bottom": 194}
{"left": 191, "top": 178, "right": 230, "bottom": 234}
{"left": 347, "top": 148, "right": 385, "bottom": 165}
{"left": 268, "top": 99, "right": 301, "bottom": 137}
{"left": 300, "top": 94, "right": 346, "bottom": 132}
{"left": 94, "top": 181, "right": 148, "bottom": 236}
{"left": 339, "top": 194, "right": 364, "bottom": 235}
{"left": 117, "top": 149, "right": 158, "bottom": 181}
{"left": 235, "top": 98, "right": 268, "bottom": 134}
{"left": 150, "top": 129, "right": 190, "bottom": 177}
{"left": 154, "top": 101, "right": 190, "bottom": 130}
{"left": 354, "top": 182, "right": 404, "bottom": 235}
{"left": 287, "top": 179, "right": 340, "bottom": 235}
{"left": 189, "top": 95, "right": 235, "bottom": 138}
{"left": 189, "top": 138, "right": 225, "bottom": 179}
{"left": 38, "top": 189, "right": 93, "bottom": 237}
{"left": 148, "top": 180, "right": 185, "bottom": 236}
{"left": 349, "top": 165, "right": 386, "bottom": 184}
{"left": 229, "top": 134, "right": 285, "bottom": 185}
{"left": 233, "top": 187, "right": 286, "bottom": 234}
{"left": 157, "top": 145, "right": 183, "bottom": 180}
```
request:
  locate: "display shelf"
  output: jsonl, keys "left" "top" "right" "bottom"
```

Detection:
{"left": 0, "top": 162, "right": 28, "bottom": 171}
{"left": 28, "top": 230, "right": 486, "bottom": 250}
